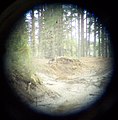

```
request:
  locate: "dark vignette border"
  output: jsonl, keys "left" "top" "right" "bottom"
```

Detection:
{"left": 0, "top": 0, "right": 117, "bottom": 120}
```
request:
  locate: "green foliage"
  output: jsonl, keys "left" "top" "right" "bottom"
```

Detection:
{"left": 6, "top": 17, "right": 31, "bottom": 69}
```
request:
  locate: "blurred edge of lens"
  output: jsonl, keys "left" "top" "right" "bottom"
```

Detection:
{"left": 0, "top": 0, "right": 117, "bottom": 120}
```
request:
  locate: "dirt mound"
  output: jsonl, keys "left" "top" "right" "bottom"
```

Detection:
{"left": 47, "top": 57, "right": 81, "bottom": 64}
{"left": 47, "top": 57, "right": 83, "bottom": 79}
{"left": 56, "top": 57, "right": 74, "bottom": 64}
{"left": 32, "top": 57, "right": 112, "bottom": 81}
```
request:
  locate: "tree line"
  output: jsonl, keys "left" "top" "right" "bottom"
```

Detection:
{"left": 7, "top": 4, "right": 112, "bottom": 63}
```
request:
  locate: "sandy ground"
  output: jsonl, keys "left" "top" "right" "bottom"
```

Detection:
{"left": 9, "top": 57, "right": 113, "bottom": 116}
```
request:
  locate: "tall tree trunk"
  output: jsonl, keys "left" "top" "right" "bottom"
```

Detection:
{"left": 104, "top": 31, "right": 108, "bottom": 57}
{"left": 101, "top": 26, "right": 105, "bottom": 57}
{"left": 31, "top": 9, "right": 35, "bottom": 57}
{"left": 37, "top": 8, "right": 41, "bottom": 57}
{"left": 98, "top": 24, "right": 101, "bottom": 56}
{"left": 68, "top": 5, "right": 74, "bottom": 57}
{"left": 88, "top": 16, "right": 91, "bottom": 56}
{"left": 40, "top": 5, "right": 46, "bottom": 58}
{"left": 70, "top": 8, "right": 73, "bottom": 57}
{"left": 81, "top": 10, "right": 84, "bottom": 57}
{"left": 85, "top": 12, "right": 88, "bottom": 56}
{"left": 60, "top": 5, "right": 64, "bottom": 56}
{"left": 93, "top": 17, "right": 96, "bottom": 57}
{"left": 56, "top": 5, "right": 63, "bottom": 57}
{"left": 77, "top": 12, "right": 81, "bottom": 58}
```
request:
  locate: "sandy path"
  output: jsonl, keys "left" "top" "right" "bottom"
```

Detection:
{"left": 15, "top": 57, "right": 113, "bottom": 116}
{"left": 31, "top": 72, "right": 107, "bottom": 116}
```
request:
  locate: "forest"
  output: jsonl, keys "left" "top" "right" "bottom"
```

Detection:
{"left": 5, "top": 4, "right": 113, "bottom": 115}
{"left": 7, "top": 4, "right": 111, "bottom": 61}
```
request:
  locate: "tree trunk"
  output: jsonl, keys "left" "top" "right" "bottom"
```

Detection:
{"left": 77, "top": 12, "right": 81, "bottom": 58}
{"left": 81, "top": 10, "right": 84, "bottom": 57}
{"left": 85, "top": 12, "right": 88, "bottom": 56}
{"left": 93, "top": 17, "right": 96, "bottom": 57}
{"left": 31, "top": 9, "right": 35, "bottom": 57}
{"left": 101, "top": 26, "right": 105, "bottom": 57}
{"left": 98, "top": 24, "right": 101, "bottom": 56}
{"left": 88, "top": 15, "right": 91, "bottom": 56}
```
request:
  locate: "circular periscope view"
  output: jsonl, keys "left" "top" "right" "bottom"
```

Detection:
{"left": 4, "top": 4, "right": 113, "bottom": 116}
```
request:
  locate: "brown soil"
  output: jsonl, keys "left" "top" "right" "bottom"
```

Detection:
{"left": 32, "top": 57, "right": 112, "bottom": 81}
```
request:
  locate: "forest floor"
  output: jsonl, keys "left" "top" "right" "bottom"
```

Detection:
{"left": 9, "top": 57, "right": 113, "bottom": 116}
